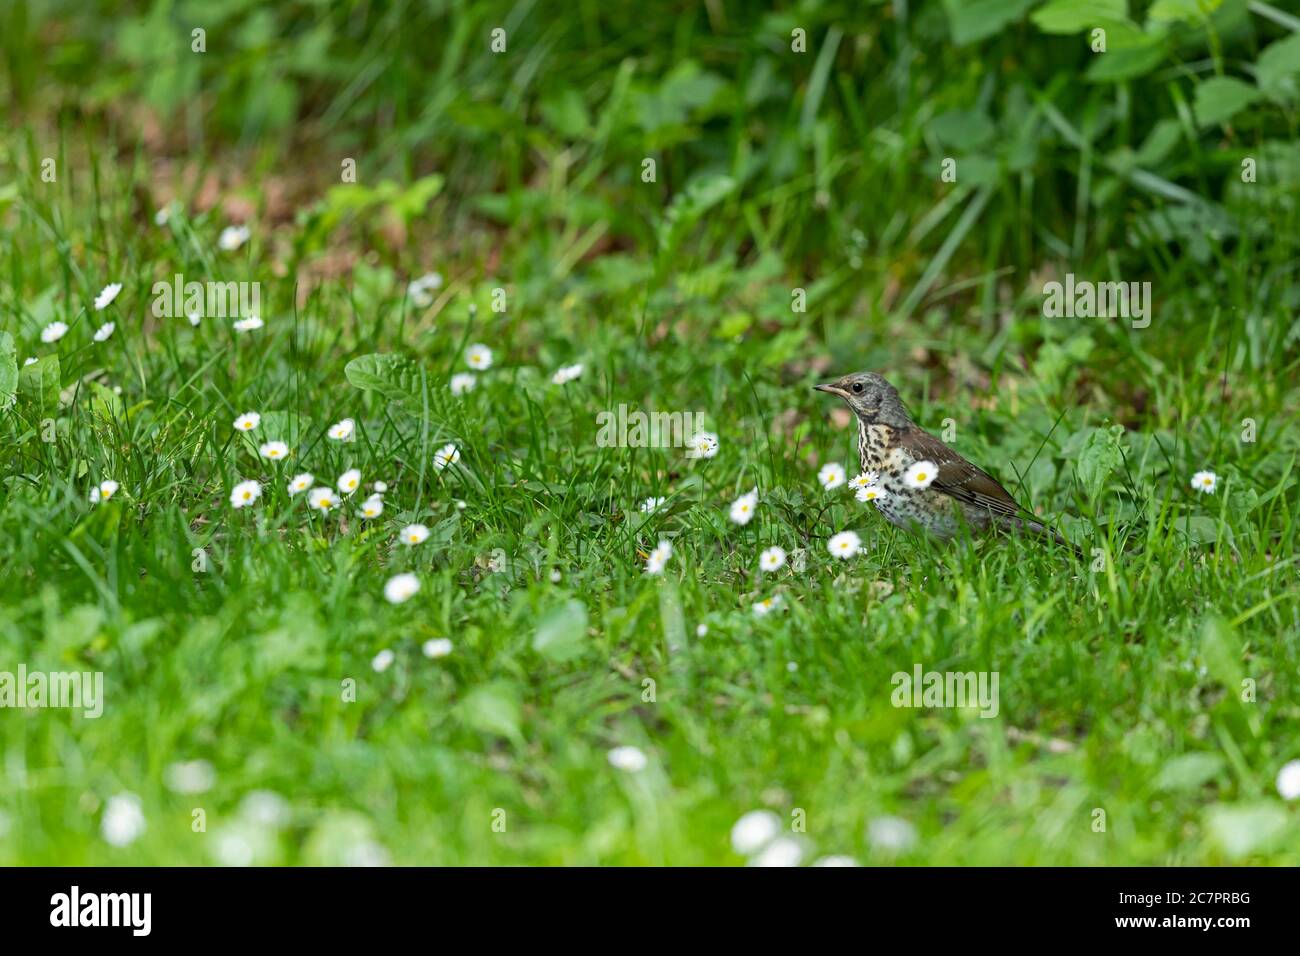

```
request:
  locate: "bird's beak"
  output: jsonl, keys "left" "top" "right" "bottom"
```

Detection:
{"left": 814, "top": 383, "right": 848, "bottom": 398}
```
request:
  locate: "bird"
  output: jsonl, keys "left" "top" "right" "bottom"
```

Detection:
{"left": 813, "top": 371, "right": 1075, "bottom": 550}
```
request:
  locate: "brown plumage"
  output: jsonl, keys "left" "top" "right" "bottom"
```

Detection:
{"left": 814, "top": 372, "right": 1075, "bottom": 551}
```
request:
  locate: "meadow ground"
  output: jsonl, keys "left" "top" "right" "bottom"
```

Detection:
{"left": 1, "top": 0, "right": 1299, "bottom": 865}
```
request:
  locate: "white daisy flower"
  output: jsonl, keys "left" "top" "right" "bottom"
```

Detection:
{"left": 449, "top": 373, "right": 477, "bottom": 396}
{"left": 466, "top": 344, "right": 493, "bottom": 370}
{"left": 607, "top": 746, "right": 648, "bottom": 773}
{"left": 40, "top": 321, "right": 68, "bottom": 343}
{"left": 93, "top": 321, "right": 115, "bottom": 342}
{"left": 94, "top": 282, "right": 122, "bottom": 311}
{"left": 639, "top": 496, "right": 665, "bottom": 514}
{"left": 337, "top": 469, "right": 362, "bottom": 495}
{"left": 867, "top": 815, "right": 918, "bottom": 854}
{"left": 328, "top": 418, "right": 355, "bottom": 441}
{"left": 240, "top": 791, "right": 290, "bottom": 828}
{"left": 696, "top": 624, "right": 708, "bottom": 637}
{"left": 358, "top": 495, "right": 384, "bottom": 519}
{"left": 154, "top": 203, "right": 177, "bottom": 226}
{"left": 211, "top": 830, "right": 259, "bottom": 867}
{"left": 422, "top": 638, "right": 453, "bottom": 659}
{"left": 818, "top": 462, "right": 846, "bottom": 490}
{"left": 383, "top": 573, "right": 420, "bottom": 604}
{"left": 750, "top": 836, "right": 805, "bottom": 867}
{"left": 164, "top": 760, "right": 216, "bottom": 795}
{"left": 232, "top": 316, "right": 263, "bottom": 333}
{"left": 729, "top": 489, "right": 758, "bottom": 525}
{"left": 218, "top": 224, "right": 250, "bottom": 251}
{"left": 904, "top": 460, "right": 938, "bottom": 490}
{"left": 288, "top": 473, "right": 314, "bottom": 495}
{"left": 849, "top": 471, "right": 879, "bottom": 490}
{"left": 23, "top": 356, "right": 37, "bottom": 366}
{"left": 88, "top": 480, "right": 120, "bottom": 504}
{"left": 407, "top": 272, "right": 443, "bottom": 307}
{"left": 455, "top": 500, "right": 467, "bottom": 510}
{"left": 1191, "top": 470, "right": 1218, "bottom": 494}
{"left": 400, "top": 523, "right": 429, "bottom": 545}
{"left": 258, "top": 441, "right": 289, "bottom": 461}
{"left": 373, "top": 481, "right": 388, "bottom": 493}
{"left": 371, "top": 649, "right": 395, "bottom": 672}
{"left": 342, "top": 840, "right": 390, "bottom": 867}
{"left": 813, "top": 855, "right": 861, "bottom": 867}
{"left": 230, "top": 479, "right": 262, "bottom": 509}
{"left": 233, "top": 411, "right": 261, "bottom": 432}
{"left": 1277, "top": 760, "right": 1300, "bottom": 800}
{"left": 856, "top": 486, "right": 888, "bottom": 504}
{"left": 433, "top": 443, "right": 460, "bottom": 470}
{"left": 686, "top": 431, "right": 719, "bottom": 459}
{"left": 752, "top": 595, "right": 783, "bottom": 616}
{"left": 551, "top": 363, "right": 584, "bottom": 385}
{"left": 759, "top": 546, "right": 787, "bottom": 572}
{"left": 828, "top": 530, "right": 862, "bottom": 559}
{"left": 186, "top": 307, "right": 201, "bottom": 326}
{"left": 549, "top": 568, "right": 562, "bottom": 583}
{"left": 308, "top": 487, "right": 339, "bottom": 512}
{"left": 645, "top": 540, "right": 672, "bottom": 575}
{"left": 100, "top": 793, "right": 145, "bottom": 847}
{"left": 730, "top": 810, "right": 780, "bottom": 855}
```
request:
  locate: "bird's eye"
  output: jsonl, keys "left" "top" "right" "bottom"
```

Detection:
{"left": 851, "top": 382, "right": 863, "bottom": 393}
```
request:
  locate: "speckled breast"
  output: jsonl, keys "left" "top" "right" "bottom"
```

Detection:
{"left": 856, "top": 422, "right": 980, "bottom": 539}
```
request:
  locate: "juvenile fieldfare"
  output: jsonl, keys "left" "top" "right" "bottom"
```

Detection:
{"left": 815, "top": 372, "right": 1074, "bottom": 549}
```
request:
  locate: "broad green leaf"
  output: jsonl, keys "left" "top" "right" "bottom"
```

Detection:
{"left": 1200, "top": 616, "right": 1242, "bottom": 689}
{"left": 456, "top": 682, "right": 523, "bottom": 742}
{"left": 942, "top": 0, "right": 1036, "bottom": 45}
{"left": 715, "top": 311, "right": 752, "bottom": 339}
{"left": 1205, "top": 803, "right": 1288, "bottom": 859}
{"left": 1074, "top": 425, "right": 1124, "bottom": 499}
{"left": 929, "top": 110, "right": 996, "bottom": 149}
{"left": 1257, "top": 32, "right": 1300, "bottom": 96}
{"left": 637, "top": 61, "right": 729, "bottom": 131}
{"left": 1226, "top": 487, "right": 1260, "bottom": 516}
{"left": 1133, "top": 118, "right": 1183, "bottom": 166}
{"left": 540, "top": 88, "right": 593, "bottom": 139}
{"left": 1148, "top": 0, "right": 1222, "bottom": 23}
{"left": 1085, "top": 37, "right": 1168, "bottom": 81}
{"left": 1179, "top": 514, "right": 1232, "bottom": 545}
{"left": 1194, "top": 76, "right": 1261, "bottom": 127}
{"left": 1154, "top": 753, "right": 1225, "bottom": 791}
{"left": 1091, "top": 17, "right": 1153, "bottom": 49}
{"left": 532, "top": 599, "right": 589, "bottom": 663}
{"left": 952, "top": 155, "right": 1002, "bottom": 187}
{"left": 0, "top": 331, "right": 17, "bottom": 408}
{"left": 344, "top": 353, "right": 428, "bottom": 408}
{"left": 85, "top": 380, "right": 124, "bottom": 424}
{"left": 1032, "top": 0, "right": 1126, "bottom": 34}
{"left": 18, "top": 353, "right": 60, "bottom": 414}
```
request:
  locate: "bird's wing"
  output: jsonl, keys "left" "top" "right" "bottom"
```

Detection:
{"left": 900, "top": 428, "right": 1026, "bottom": 521}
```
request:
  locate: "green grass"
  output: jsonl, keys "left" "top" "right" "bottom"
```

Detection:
{"left": 2, "top": 0, "right": 1299, "bottom": 865}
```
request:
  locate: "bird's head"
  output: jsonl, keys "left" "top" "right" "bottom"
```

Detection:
{"left": 814, "top": 372, "right": 912, "bottom": 427}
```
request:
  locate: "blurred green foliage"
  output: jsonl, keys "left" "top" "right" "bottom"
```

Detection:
{"left": 6, "top": 0, "right": 1299, "bottom": 285}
